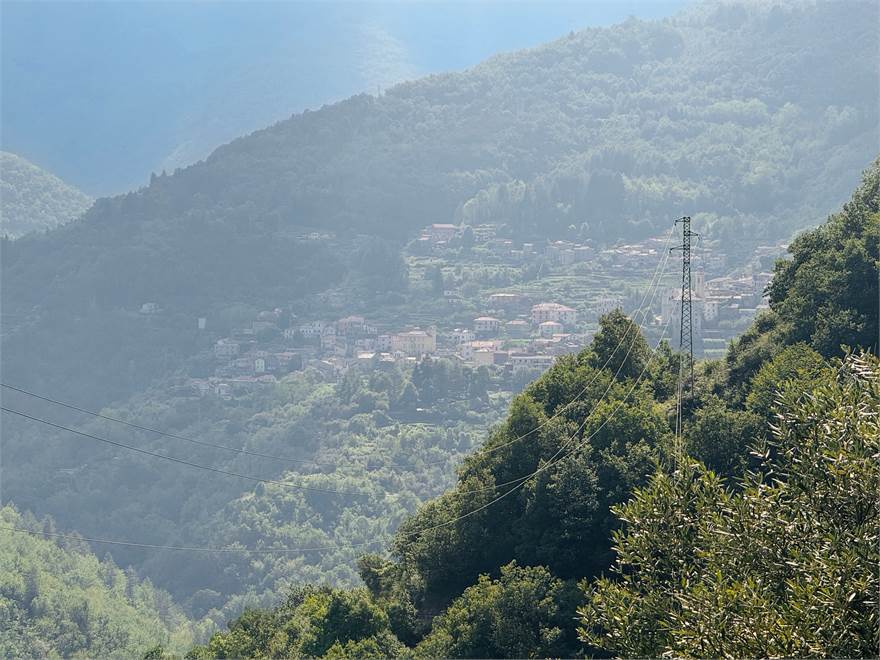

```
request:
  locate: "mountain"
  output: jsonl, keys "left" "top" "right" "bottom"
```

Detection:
{"left": 0, "top": 152, "right": 92, "bottom": 238}
{"left": 2, "top": 0, "right": 877, "bottom": 407}
{"left": 0, "top": 506, "right": 205, "bottom": 658}
{"left": 185, "top": 160, "right": 879, "bottom": 658}
{"left": 1, "top": 1, "right": 684, "bottom": 195}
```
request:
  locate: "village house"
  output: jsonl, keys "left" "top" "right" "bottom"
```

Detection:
{"left": 377, "top": 334, "right": 392, "bottom": 352}
{"left": 422, "top": 223, "right": 459, "bottom": 243}
{"left": 460, "top": 339, "right": 502, "bottom": 362}
{"left": 472, "top": 349, "right": 495, "bottom": 367}
{"left": 505, "top": 319, "right": 530, "bottom": 338}
{"left": 450, "top": 328, "right": 476, "bottom": 344}
{"left": 530, "top": 334, "right": 581, "bottom": 357}
{"left": 592, "top": 296, "right": 623, "bottom": 318}
{"left": 273, "top": 351, "right": 303, "bottom": 372}
{"left": 320, "top": 325, "right": 337, "bottom": 351}
{"left": 355, "top": 337, "right": 377, "bottom": 351}
{"left": 531, "top": 302, "right": 577, "bottom": 326}
{"left": 473, "top": 316, "right": 502, "bottom": 336}
{"left": 662, "top": 289, "right": 705, "bottom": 337}
{"left": 337, "top": 315, "right": 368, "bottom": 336}
{"left": 509, "top": 353, "right": 556, "bottom": 373}
{"left": 298, "top": 321, "right": 325, "bottom": 338}
{"left": 470, "top": 224, "right": 497, "bottom": 242}
{"left": 539, "top": 320, "right": 564, "bottom": 337}
{"left": 214, "top": 339, "right": 240, "bottom": 359}
{"left": 391, "top": 327, "right": 437, "bottom": 357}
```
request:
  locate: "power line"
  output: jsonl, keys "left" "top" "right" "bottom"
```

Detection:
{"left": 0, "top": 224, "right": 676, "bottom": 473}
{"left": 0, "top": 223, "right": 679, "bottom": 554}
{"left": 0, "top": 316, "right": 674, "bottom": 557}
{"left": 456, "top": 264, "right": 674, "bottom": 497}
{"left": 433, "top": 314, "right": 675, "bottom": 523}
{"left": 671, "top": 215, "right": 698, "bottom": 466}
{"left": 0, "top": 384, "right": 324, "bottom": 467}
{"left": 0, "top": 407, "right": 365, "bottom": 497}
{"left": 438, "top": 224, "right": 675, "bottom": 465}
{"left": 0, "top": 524, "right": 386, "bottom": 554}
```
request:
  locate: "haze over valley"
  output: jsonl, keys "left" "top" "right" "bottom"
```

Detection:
{"left": 0, "top": 2, "right": 877, "bottom": 657}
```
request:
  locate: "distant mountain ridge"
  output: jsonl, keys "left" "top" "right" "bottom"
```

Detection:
{"left": 1, "top": 0, "right": 877, "bottom": 405}
{"left": 0, "top": 152, "right": 92, "bottom": 238}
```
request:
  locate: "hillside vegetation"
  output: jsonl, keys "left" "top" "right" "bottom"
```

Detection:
{"left": 0, "top": 152, "right": 92, "bottom": 238}
{"left": 184, "top": 164, "right": 878, "bottom": 657}
{"left": 0, "top": 356, "right": 511, "bottom": 621}
{"left": 0, "top": 506, "right": 205, "bottom": 658}
{"left": 2, "top": 0, "right": 876, "bottom": 408}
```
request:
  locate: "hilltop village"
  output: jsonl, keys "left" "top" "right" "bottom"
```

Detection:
{"left": 142, "top": 222, "right": 784, "bottom": 400}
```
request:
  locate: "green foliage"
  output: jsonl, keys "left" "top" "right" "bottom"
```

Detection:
{"left": 745, "top": 342, "right": 826, "bottom": 420}
{"left": 189, "top": 586, "right": 403, "bottom": 659}
{"left": 390, "top": 323, "right": 673, "bottom": 608}
{"left": 0, "top": 364, "right": 508, "bottom": 621}
{"left": 724, "top": 159, "right": 880, "bottom": 399}
{"left": 685, "top": 395, "right": 764, "bottom": 478}
{"left": 588, "top": 309, "right": 650, "bottom": 380}
{"left": 3, "top": 1, "right": 877, "bottom": 405}
{"left": 768, "top": 160, "right": 879, "bottom": 356}
{"left": 415, "top": 562, "right": 580, "bottom": 659}
{"left": 580, "top": 352, "right": 880, "bottom": 657}
{"left": 0, "top": 506, "right": 202, "bottom": 658}
{"left": 180, "top": 169, "right": 880, "bottom": 657}
{"left": 0, "top": 152, "right": 92, "bottom": 238}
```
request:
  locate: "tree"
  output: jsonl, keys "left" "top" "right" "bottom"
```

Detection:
{"left": 685, "top": 395, "right": 764, "bottom": 478}
{"left": 416, "top": 562, "right": 581, "bottom": 659}
{"left": 588, "top": 310, "right": 650, "bottom": 381}
{"left": 580, "top": 352, "right": 879, "bottom": 658}
{"left": 745, "top": 342, "right": 826, "bottom": 420}
{"left": 190, "top": 586, "right": 403, "bottom": 659}
{"left": 767, "top": 162, "right": 879, "bottom": 357}
{"left": 460, "top": 225, "right": 475, "bottom": 250}
{"left": 395, "top": 380, "right": 420, "bottom": 410}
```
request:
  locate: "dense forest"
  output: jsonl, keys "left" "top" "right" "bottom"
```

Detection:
{"left": 0, "top": 506, "right": 206, "bottom": 657}
{"left": 1, "top": 2, "right": 878, "bottom": 656}
{"left": 0, "top": 152, "right": 92, "bottom": 238}
{"left": 2, "top": 1, "right": 877, "bottom": 407}
{"left": 6, "top": 159, "right": 868, "bottom": 658}
{"left": 179, "top": 162, "right": 878, "bottom": 658}
{"left": 1, "top": 358, "right": 511, "bottom": 620}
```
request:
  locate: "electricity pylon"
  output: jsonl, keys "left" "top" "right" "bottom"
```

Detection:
{"left": 671, "top": 216, "right": 697, "bottom": 464}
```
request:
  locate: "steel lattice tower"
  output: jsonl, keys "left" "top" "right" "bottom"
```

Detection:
{"left": 676, "top": 216, "right": 695, "bottom": 390}
{"left": 672, "top": 216, "right": 697, "bottom": 458}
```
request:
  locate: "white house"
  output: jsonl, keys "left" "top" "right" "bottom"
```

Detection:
{"left": 299, "top": 321, "right": 325, "bottom": 338}
{"left": 473, "top": 316, "right": 502, "bottom": 335}
{"left": 531, "top": 303, "right": 577, "bottom": 326}
{"left": 539, "top": 320, "right": 563, "bottom": 337}
{"left": 214, "top": 339, "right": 240, "bottom": 359}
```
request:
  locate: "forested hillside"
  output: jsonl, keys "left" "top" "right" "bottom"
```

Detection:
{"left": 184, "top": 162, "right": 878, "bottom": 657}
{"left": 0, "top": 356, "right": 511, "bottom": 623}
{"left": 2, "top": 0, "right": 876, "bottom": 409}
{"left": 0, "top": 152, "right": 92, "bottom": 238}
{"left": 0, "top": 506, "right": 205, "bottom": 657}
{"left": 1, "top": 3, "right": 878, "bottom": 656}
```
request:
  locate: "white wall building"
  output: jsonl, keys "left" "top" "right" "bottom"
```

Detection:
{"left": 531, "top": 303, "right": 577, "bottom": 326}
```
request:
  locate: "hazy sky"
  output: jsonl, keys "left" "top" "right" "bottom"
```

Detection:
{"left": 2, "top": 1, "right": 687, "bottom": 194}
